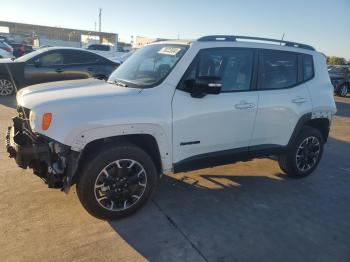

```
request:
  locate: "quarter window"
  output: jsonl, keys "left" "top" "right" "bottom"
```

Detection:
{"left": 259, "top": 50, "right": 298, "bottom": 89}
{"left": 303, "top": 54, "right": 314, "bottom": 81}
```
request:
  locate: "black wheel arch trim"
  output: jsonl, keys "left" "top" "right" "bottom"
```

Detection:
{"left": 287, "top": 113, "right": 312, "bottom": 147}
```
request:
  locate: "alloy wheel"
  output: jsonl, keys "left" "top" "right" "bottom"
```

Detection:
{"left": 340, "top": 86, "right": 348, "bottom": 97}
{"left": 295, "top": 136, "right": 321, "bottom": 172}
{"left": 94, "top": 159, "right": 147, "bottom": 211}
{"left": 0, "top": 79, "right": 14, "bottom": 96}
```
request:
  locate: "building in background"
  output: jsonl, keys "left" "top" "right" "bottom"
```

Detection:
{"left": 0, "top": 21, "right": 118, "bottom": 48}
{"left": 131, "top": 36, "right": 169, "bottom": 49}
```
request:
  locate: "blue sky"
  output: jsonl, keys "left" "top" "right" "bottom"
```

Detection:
{"left": 1, "top": 0, "right": 349, "bottom": 58}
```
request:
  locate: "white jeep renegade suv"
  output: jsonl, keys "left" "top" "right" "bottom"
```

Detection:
{"left": 6, "top": 35, "right": 336, "bottom": 220}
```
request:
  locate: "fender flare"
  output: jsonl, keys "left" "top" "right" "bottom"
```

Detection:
{"left": 288, "top": 113, "right": 312, "bottom": 146}
{"left": 70, "top": 123, "right": 173, "bottom": 172}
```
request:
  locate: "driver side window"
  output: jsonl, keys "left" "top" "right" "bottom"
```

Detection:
{"left": 39, "top": 52, "right": 64, "bottom": 66}
{"left": 180, "top": 48, "right": 254, "bottom": 92}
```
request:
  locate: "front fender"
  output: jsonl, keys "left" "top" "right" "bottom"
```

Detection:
{"left": 70, "top": 123, "right": 173, "bottom": 173}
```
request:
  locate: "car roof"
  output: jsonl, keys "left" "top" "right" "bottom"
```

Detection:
{"left": 154, "top": 35, "right": 317, "bottom": 55}
{"left": 39, "top": 46, "right": 107, "bottom": 56}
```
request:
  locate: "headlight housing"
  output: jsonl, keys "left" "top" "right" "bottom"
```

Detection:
{"left": 29, "top": 110, "right": 36, "bottom": 130}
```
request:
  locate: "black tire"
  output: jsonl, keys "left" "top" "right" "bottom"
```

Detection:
{"left": 337, "top": 84, "right": 348, "bottom": 97}
{"left": 76, "top": 142, "right": 158, "bottom": 220}
{"left": 278, "top": 126, "right": 324, "bottom": 178}
{"left": 0, "top": 76, "right": 15, "bottom": 96}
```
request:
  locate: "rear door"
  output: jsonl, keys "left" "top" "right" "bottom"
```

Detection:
{"left": 63, "top": 50, "right": 115, "bottom": 80}
{"left": 24, "top": 50, "right": 65, "bottom": 85}
{"left": 62, "top": 50, "right": 97, "bottom": 80}
{"left": 251, "top": 50, "right": 313, "bottom": 147}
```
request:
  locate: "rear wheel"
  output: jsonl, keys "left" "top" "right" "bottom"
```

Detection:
{"left": 77, "top": 143, "right": 158, "bottom": 220}
{"left": 278, "top": 126, "right": 324, "bottom": 178}
{"left": 0, "top": 77, "right": 15, "bottom": 96}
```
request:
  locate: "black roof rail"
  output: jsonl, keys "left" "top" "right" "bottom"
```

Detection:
{"left": 197, "top": 35, "right": 315, "bottom": 51}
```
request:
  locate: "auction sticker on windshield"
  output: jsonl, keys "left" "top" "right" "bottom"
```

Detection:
{"left": 158, "top": 47, "right": 182, "bottom": 56}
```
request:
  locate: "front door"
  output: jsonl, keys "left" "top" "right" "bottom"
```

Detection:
{"left": 24, "top": 51, "right": 66, "bottom": 85}
{"left": 172, "top": 48, "right": 258, "bottom": 165}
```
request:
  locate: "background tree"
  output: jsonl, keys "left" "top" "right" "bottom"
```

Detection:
{"left": 327, "top": 56, "right": 347, "bottom": 65}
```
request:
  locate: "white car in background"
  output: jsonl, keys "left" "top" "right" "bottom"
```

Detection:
{"left": 86, "top": 44, "right": 125, "bottom": 59}
{"left": 0, "top": 41, "right": 14, "bottom": 58}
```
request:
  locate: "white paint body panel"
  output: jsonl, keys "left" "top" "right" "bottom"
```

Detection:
{"left": 251, "top": 84, "right": 312, "bottom": 146}
{"left": 172, "top": 90, "right": 258, "bottom": 163}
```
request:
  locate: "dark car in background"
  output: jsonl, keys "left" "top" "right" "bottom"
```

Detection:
{"left": 329, "top": 65, "right": 350, "bottom": 97}
{"left": 0, "top": 47, "right": 119, "bottom": 96}
{"left": 9, "top": 43, "right": 25, "bottom": 57}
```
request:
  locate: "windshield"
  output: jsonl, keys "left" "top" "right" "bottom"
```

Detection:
{"left": 108, "top": 44, "right": 189, "bottom": 88}
{"left": 15, "top": 49, "right": 45, "bottom": 62}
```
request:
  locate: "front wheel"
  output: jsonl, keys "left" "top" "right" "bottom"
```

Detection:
{"left": 77, "top": 143, "right": 158, "bottom": 220}
{"left": 0, "top": 77, "right": 15, "bottom": 96}
{"left": 278, "top": 126, "right": 324, "bottom": 178}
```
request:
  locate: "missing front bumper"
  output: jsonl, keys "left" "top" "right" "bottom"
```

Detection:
{"left": 5, "top": 117, "right": 77, "bottom": 191}
{"left": 6, "top": 125, "right": 50, "bottom": 169}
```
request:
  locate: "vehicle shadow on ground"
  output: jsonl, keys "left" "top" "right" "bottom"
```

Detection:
{"left": 109, "top": 138, "right": 350, "bottom": 262}
{"left": 0, "top": 95, "right": 16, "bottom": 109}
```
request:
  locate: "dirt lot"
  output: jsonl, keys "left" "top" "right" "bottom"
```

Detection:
{"left": 0, "top": 95, "right": 349, "bottom": 262}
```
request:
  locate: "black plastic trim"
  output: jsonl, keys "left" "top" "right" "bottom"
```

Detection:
{"left": 173, "top": 144, "right": 286, "bottom": 173}
{"left": 197, "top": 35, "right": 315, "bottom": 51}
{"left": 288, "top": 113, "right": 312, "bottom": 146}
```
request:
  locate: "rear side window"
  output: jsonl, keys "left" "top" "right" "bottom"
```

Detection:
{"left": 64, "top": 50, "right": 102, "bottom": 64}
{"left": 303, "top": 54, "right": 314, "bottom": 81}
{"left": 259, "top": 50, "right": 298, "bottom": 90}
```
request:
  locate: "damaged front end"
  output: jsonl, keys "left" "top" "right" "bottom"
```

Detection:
{"left": 5, "top": 106, "right": 79, "bottom": 192}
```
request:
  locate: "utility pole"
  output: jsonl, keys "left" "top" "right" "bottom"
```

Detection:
{"left": 99, "top": 8, "right": 102, "bottom": 32}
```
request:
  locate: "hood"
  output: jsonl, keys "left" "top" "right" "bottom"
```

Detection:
{"left": 17, "top": 78, "right": 142, "bottom": 109}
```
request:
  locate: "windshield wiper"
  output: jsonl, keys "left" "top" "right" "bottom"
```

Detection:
{"left": 112, "top": 80, "right": 128, "bottom": 87}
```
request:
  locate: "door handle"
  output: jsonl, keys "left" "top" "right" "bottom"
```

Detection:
{"left": 292, "top": 97, "right": 308, "bottom": 104}
{"left": 234, "top": 101, "right": 256, "bottom": 109}
{"left": 55, "top": 68, "right": 64, "bottom": 73}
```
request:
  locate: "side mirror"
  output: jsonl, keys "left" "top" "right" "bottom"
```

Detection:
{"left": 34, "top": 59, "right": 41, "bottom": 67}
{"left": 185, "top": 76, "right": 222, "bottom": 98}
